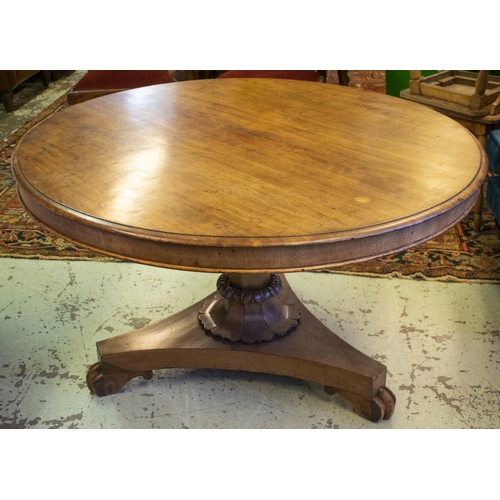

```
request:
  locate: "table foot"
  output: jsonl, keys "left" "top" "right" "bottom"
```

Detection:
{"left": 87, "top": 275, "right": 395, "bottom": 421}
{"left": 199, "top": 273, "right": 300, "bottom": 343}
{"left": 325, "top": 385, "right": 396, "bottom": 421}
{"left": 86, "top": 362, "right": 153, "bottom": 396}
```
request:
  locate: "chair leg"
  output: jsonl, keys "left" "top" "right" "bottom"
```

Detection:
{"left": 1, "top": 90, "right": 14, "bottom": 112}
{"left": 473, "top": 183, "right": 484, "bottom": 232}
{"left": 41, "top": 70, "right": 51, "bottom": 86}
{"left": 338, "top": 70, "right": 350, "bottom": 86}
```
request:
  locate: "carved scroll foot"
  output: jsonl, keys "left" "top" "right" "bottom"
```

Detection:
{"left": 85, "top": 275, "right": 395, "bottom": 421}
{"left": 199, "top": 273, "right": 300, "bottom": 344}
{"left": 86, "top": 362, "right": 154, "bottom": 397}
{"left": 326, "top": 385, "right": 396, "bottom": 422}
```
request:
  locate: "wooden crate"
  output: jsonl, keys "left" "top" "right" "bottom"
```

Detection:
{"left": 414, "top": 71, "right": 500, "bottom": 111}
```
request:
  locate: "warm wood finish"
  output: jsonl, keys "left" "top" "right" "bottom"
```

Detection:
{"left": 13, "top": 79, "right": 487, "bottom": 273}
{"left": 409, "top": 70, "right": 422, "bottom": 94}
{"left": 11, "top": 79, "right": 487, "bottom": 421}
{"left": 401, "top": 74, "right": 499, "bottom": 231}
{"left": 199, "top": 273, "right": 300, "bottom": 343}
{"left": 87, "top": 275, "right": 395, "bottom": 421}
{"left": 67, "top": 88, "right": 122, "bottom": 106}
{"left": 402, "top": 87, "right": 500, "bottom": 121}
{"left": 0, "top": 70, "right": 51, "bottom": 112}
{"left": 409, "top": 70, "right": 500, "bottom": 116}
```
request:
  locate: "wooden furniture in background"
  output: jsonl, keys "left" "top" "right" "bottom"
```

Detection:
{"left": 66, "top": 70, "right": 177, "bottom": 105}
{"left": 336, "top": 70, "right": 349, "bottom": 86}
{"left": 407, "top": 70, "right": 500, "bottom": 116}
{"left": 12, "top": 79, "right": 487, "bottom": 421}
{"left": 184, "top": 70, "right": 348, "bottom": 84}
{"left": 217, "top": 70, "right": 324, "bottom": 82}
{"left": 401, "top": 70, "right": 500, "bottom": 231}
{"left": 0, "top": 70, "right": 51, "bottom": 112}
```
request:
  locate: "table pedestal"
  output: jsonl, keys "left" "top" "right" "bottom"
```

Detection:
{"left": 86, "top": 274, "right": 396, "bottom": 422}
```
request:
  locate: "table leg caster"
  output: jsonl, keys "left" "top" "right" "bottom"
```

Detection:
{"left": 325, "top": 385, "right": 396, "bottom": 422}
{"left": 86, "top": 362, "right": 154, "bottom": 397}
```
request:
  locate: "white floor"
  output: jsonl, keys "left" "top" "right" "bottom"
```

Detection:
{"left": 1, "top": 258, "right": 499, "bottom": 428}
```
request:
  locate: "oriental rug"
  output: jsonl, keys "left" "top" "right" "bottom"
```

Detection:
{"left": 1, "top": 96, "right": 500, "bottom": 283}
{"left": 325, "top": 205, "right": 500, "bottom": 284}
{"left": 0, "top": 96, "right": 113, "bottom": 262}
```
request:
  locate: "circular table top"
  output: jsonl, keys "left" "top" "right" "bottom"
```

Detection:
{"left": 12, "top": 79, "right": 488, "bottom": 272}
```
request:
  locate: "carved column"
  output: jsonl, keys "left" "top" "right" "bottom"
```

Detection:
{"left": 199, "top": 273, "right": 301, "bottom": 343}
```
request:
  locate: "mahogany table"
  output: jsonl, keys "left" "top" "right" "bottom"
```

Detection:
{"left": 400, "top": 87, "right": 500, "bottom": 231}
{"left": 11, "top": 79, "right": 487, "bottom": 421}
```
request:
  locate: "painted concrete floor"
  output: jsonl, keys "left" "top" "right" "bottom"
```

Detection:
{"left": 1, "top": 259, "right": 499, "bottom": 429}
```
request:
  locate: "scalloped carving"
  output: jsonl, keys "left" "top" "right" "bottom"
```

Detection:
{"left": 199, "top": 274, "right": 300, "bottom": 343}
{"left": 86, "top": 362, "right": 153, "bottom": 396}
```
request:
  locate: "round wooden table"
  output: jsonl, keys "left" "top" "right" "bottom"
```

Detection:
{"left": 12, "top": 79, "right": 488, "bottom": 421}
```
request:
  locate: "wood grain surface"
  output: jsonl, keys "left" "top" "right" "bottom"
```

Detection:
{"left": 12, "top": 79, "right": 488, "bottom": 272}
{"left": 87, "top": 274, "right": 395, "bottom": 420}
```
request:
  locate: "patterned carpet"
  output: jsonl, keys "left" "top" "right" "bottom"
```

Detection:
{"left": 326, "top": 207, "right": 500, "bottom": 283}
{"left": 0, "top": 97, "right": 112, "bottom": 262}
{"left": 2, "top": 94, "right": 500, "bottom": 282}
